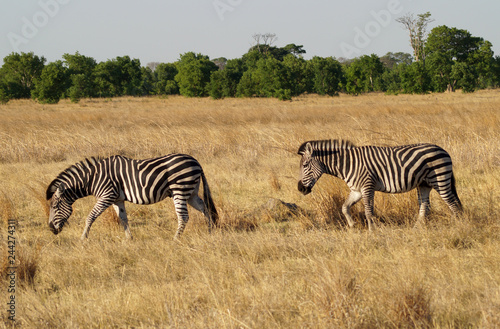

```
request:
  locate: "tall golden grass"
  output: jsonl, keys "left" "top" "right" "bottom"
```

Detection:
{"left": 0, "top": 91, "right": 499, "bottom": 328}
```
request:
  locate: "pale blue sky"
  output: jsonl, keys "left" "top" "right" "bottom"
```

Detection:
{"left": 1, "top": 0, "right": 499, "bottom": 65}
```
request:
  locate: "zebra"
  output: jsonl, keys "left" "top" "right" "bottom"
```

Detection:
{"left": 297, "top": 140, "right": 463, "bottom": 230}
{"left": 46, "top": 154, "right": 218, "bottom": 239}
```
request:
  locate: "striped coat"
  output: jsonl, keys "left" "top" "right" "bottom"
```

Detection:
{"left": 298, "top": 140, "right": 462, "bottom": 229}
{"left": 46, "top": 154, "right": 218, "bottom": 239}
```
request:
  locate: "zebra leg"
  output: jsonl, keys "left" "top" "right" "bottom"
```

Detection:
{"left": 113, "top": 201, "right": 133, "bottom": 239}
{"left": 416, "top": 185, "right": 432, "bottom": 226}
{"left": 188, "top": 195, "right": 213, "bottom": 232}
{"left": 361, "top": 189, "right": 377, "bottom": 231}
{"left": 173, "top": 194, "right": 189, "bottom": 239}
{"left": 342, "top": 190, "right": 362, "bottom": 228}
{"left": 81, "top": 198, "right": 113, "bottom": 239}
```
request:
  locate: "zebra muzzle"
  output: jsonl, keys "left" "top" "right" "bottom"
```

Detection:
{"left": 298, "top": 181, "right": 312, "bottom": 195}
{"left": 49, "top": 222, "right": 62, "bottom": 235}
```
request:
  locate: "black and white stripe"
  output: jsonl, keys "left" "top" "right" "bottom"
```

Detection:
{"left": 46, "top": 154, "right": 218, "bottom": 239}
{"left": 297, "top": 140, "right": 463, "bottom": 229}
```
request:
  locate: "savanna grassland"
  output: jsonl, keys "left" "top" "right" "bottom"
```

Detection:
{"left": 1, "top": 91, "right": 499, "bottom": 328}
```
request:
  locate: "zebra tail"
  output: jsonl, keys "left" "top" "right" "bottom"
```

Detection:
{"left": 201, "top": 171, "right": 219, "bottom": 226}
{"left": 451, "top": 173, "right": 463, "bottom": 212}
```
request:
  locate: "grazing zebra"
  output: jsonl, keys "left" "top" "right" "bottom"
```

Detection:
{"left": 297, "top": 140, "right": 463, "bottom": 230}
{"left": 46, "top": 154, "right": 218, "bottom": 239}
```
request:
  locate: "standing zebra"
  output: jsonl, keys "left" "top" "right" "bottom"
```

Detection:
{"left": 46, "top": 154, "right": 218, "bottom": 239}
{"left": 297, "top": 140, "right": 463, "bottom": 230}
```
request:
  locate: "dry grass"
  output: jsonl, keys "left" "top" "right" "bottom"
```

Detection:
{"left": 0, "top": 91, "right": 499, "bottom": 328}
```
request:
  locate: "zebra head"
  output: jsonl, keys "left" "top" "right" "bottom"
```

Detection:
{"left": 46, "top": 182, "right": 73, "bottom": 235}
{"left": 297, "top": 141, "right": 326, "bottom": 195}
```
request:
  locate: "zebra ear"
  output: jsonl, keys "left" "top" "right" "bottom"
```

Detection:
{"left": 46, "top": 180, "right": 60, "bottom": 200}
{"left": 298, "top": 141, "right": 314, "bottom": 156}
{"left": 304, "top": 142, "right": 314, "bottom": 156}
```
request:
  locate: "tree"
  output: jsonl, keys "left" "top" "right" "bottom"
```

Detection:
{"left": 282, "top": 54, "right": 311, "bottom": 96}
{"left": 0, "top": 79, "right": 9, "bottom": 104}
{"left": 31, "top": 60, "right": 68, "bottom": 104}
{"left": 381, "top": 63, "right": 407, "bottom": 94}
{"left": 212, "top": 57, "right": 227, "bottom": 70}
{"left": 175, "top": 52, "right": 218, "bottom": 97}
{"left": 252, "top": 33, "right": 278, "bottom": 56}
{"left": 93, "top": 56, "right": 143, "bottom": 97}
{"left": 344, "top": 55, "right": 384, "bottom": 94}
{"left": 491, "top": 56, "right": 500, "bottom": 88}
{"left": 63, "top": 52, "right": 97, "bottom": 101}
{"left": 154, "top": 63, "right": 178, "bottom": 95}
{"left": 208, "top": 58, "right": 244, "bottom": 99}
{"left": 426, "top": 25, "right": 493, "bottom": 92}
{"left": 141, "top": 66, "right": 156, "bottom": 96}
{"left": 451, "top": 62, "right": 477, "bottom": 93}
{"left": 380, "top": 52, "right": 412, "bottom": 69}
{"left": 399, "top": 61, "right": 431, "bottom": 94}
{"left": 0, "top": 52, "right": 46, "bottom": 99}
{"left": 251, "top": 57, "right": 287, "bottom": 98}
{"left": 308, "top": 56, "right": 343, "bottom": 96}
{"left": 396, "top": 12, "right": 434, "bottom": 63}
{"left": 236, "top": 70, "right": 256, "bottom": 97}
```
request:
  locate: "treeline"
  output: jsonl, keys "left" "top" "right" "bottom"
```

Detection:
{"left": 1, "top": 25, "right": 499, "bottom": 104}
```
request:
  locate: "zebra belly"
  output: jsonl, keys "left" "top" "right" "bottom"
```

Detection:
{"left": 122, "top": 186, "right": 173, "bottom": 205}
{"left": 374, "top": 180, "right": 418, "bottom": 194}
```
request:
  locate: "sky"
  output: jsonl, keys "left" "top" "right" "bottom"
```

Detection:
{"left": 1, "top": 0, "right": 499, "bottom": 65}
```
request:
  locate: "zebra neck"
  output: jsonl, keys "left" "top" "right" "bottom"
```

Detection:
{"left": 327, "top": 149, "right": 347, "bottom": 180}
{"left": 60, "top": 182, "right": 91, "bottom": 204}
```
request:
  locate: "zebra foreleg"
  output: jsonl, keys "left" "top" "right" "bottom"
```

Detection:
{"left": 113, "top": 201, "right": 133, "bottom": 239}
{"left": 81, "top": 198, "right": 113, "bottom": 239}
{"left": 342, "top": 190, "right": 362, "bottom": 228}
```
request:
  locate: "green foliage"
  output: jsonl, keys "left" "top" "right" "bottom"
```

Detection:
{"left": 400, "top": 62, "right": 431, "bottom": 94}
{"left": 426, "top": 25, "right": 492, "bottom": 92}
{"left": 31, "top": 60, "right": 68, "bottom": 104}
{"left": 63, "top": 52, "right": 97, "bottom": 101}
{"left": 309, "top": 56, "right": 343, "bottom": 96}
{"left": 380, "top": 52, "right": 413, "bottom": 69}
{"left": 491, "top": 56, "right": 500, "bottom": 87}
{"left": 282, "top": 55, "right": 312, "bottom": 96}
{"left": 451, "top": 62, "right": 477, "bottom": 93}
{"left": 175, "top": 52, "right": 218, "bottom": 97}
{"left": 0, "top": 26, "right": 497, "bottom": 103}
{"left": 275, "top": 88, "right": 292, "bottom": 101}
{"left": 208, "top": 59, "right": 244, "bottom": 99}
{"left": 344, "top": 55, "right": 384, "bottom": 95}
{"left": 154, "top": 63, "right": 179, "bottom": 95}
{"left": 252, "top": 57, "right": 287, "bottom": 97}
{"left": 0, "top": 52, "right": 46, "bottom": 99}
{"left": 381, "top": 63, "right": 406, "bottom": 94}
{"left": 0, "top": 82, "right": 9, "bottom": 104}
{"left": 93, "top": 56, "right": 143, "bottom": 97}
{"left": 236, "top": 71, "right": 256, "bottom": 97}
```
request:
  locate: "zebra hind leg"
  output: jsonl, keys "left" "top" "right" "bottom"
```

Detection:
{"left": 416, "top": 184, "right": 432, "bottom": 227}
{"left": 173, "top": 195, "right": 190, "bottom": 240}
{"left": 113, "top": 201, "right": 133, "bottom": 239}
{"left": 342, "top": 190, "right": 362, "bottom": 228}
{"left": 361, "top": 189, "right": 377, "bottom": 231}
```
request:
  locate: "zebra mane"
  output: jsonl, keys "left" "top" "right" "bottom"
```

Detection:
{"left": 46, "top": 157, "right": 101, "bottom": 200}
{"left": 298, "top": 139, "right": 355, "bottom": 155}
